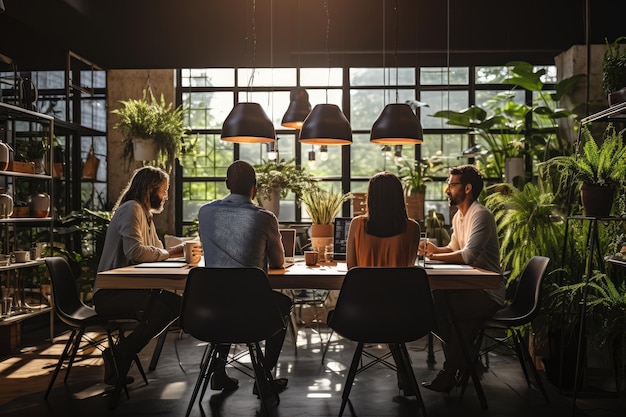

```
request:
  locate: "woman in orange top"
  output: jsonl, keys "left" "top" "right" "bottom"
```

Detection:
{"left": 344, "top": 171, "right": 422, "bottom": 396}
{"left": 346, "top": 171, "right": 421, "bottom": 269}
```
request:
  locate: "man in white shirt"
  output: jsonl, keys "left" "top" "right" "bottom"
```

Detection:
{"left": 419, "top": 164, "right": 505, "bottom": 393}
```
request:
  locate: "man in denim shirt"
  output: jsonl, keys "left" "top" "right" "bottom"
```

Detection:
{"left": 198, "top": 160, "right": 292, "bottom": 394}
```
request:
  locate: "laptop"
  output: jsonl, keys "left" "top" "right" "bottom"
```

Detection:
{"left": 279, "top": 228, "right": 297, "bottom": 268}
{"left": 332, "top": 217, "right": 352, "bottom": 261}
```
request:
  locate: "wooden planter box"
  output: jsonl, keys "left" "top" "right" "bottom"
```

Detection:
{"left": 11, "top": 207, "right": 29, "bottom": 218}
{"left": 8, "top": 161, "right": 35, "bottom": 174}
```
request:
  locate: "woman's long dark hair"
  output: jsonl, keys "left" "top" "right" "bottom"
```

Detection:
{"left": 113, "top": 166, "right": 169, "bottom": 212}
{"left": 364, "top": 171, "right": 408, "bottom": 237}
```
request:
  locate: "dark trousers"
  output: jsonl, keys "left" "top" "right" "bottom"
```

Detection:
{"left": 432, "top": 289, "right": 501, "bottom": 376}
{"left": 217, "top": 291, "right": 293, "bottom": 371}
{"left": 94, "top": 288, "right": 182, "bottom": 358}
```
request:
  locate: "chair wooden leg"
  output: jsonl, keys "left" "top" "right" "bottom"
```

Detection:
{"left": 338, "top": 342, "right": 363, "bottom": 417}
{"left": 44, "top": 329, "right": 78, "bottom": 399}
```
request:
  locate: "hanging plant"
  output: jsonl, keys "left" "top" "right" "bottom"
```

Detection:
{"left": 112, "top": 88, "right": 187, "bottom": 173}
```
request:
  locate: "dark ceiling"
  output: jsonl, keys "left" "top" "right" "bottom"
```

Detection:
{"left": 0, "top": 0, "right": 623, "bottom": 72}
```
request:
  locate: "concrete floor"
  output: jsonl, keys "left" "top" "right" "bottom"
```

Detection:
{"left": 0, "top": 315, "right": 624, "bottom": 417}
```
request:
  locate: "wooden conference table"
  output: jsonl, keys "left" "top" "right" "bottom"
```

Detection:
{"left": 96, "top": 260, "right": 500, "bottom": 409}
{"left": 96, "top": 260, "right": 500, "bottom": 292}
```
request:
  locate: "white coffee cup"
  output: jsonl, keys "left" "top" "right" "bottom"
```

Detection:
{"left": 184, "top": 241, "right": 202, "bottom": 265}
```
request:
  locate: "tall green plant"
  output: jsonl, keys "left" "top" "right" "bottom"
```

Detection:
{"left": 431, "top": 61, "right": 584, "bottom": 180}
{"left": 484, "top": 181, "right": 565, "bottom": 286}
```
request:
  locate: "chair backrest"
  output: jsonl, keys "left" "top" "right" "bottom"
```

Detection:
{"left": 180, "top": 267, "right": 285, "bottom": 344}
{"left": 44, "top": 256, "right": 96, "bottom": 326}
{"left": 329, "top": 266, "right": 436, "bottom": 344}
{"left": 494, "top": 256, "right": 550, "bottom": 323}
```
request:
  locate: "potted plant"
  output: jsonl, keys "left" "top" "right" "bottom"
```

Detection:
{"left": 540, "top": 124, "right": 626, "bottom": 217}
{"left": 15, "top": 139, "right": 48, "bottom": 174}
{"left": 301, "top": 186, "right": 352, "bottom": 255}
{"left": 111, "top": 88, "right": 187, "bottom": 173}
{"left": 602, "top": 36, "right": 626, "bottom": 106}
{"left": 397, "top": 159, "right": 430, "bottom": 221}
{"left": 254, "top": 158, "right": 315, "bottom": 217}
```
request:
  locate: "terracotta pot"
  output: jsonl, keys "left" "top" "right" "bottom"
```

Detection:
{"left": 310, "top": 223, "right": 333, "bottom": 255}
{"left": 580, "top": 183, "right": 615, "bottom": 217}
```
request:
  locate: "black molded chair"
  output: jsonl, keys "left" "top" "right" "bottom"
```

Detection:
{"left": 43, "top": 257, "right": 147, "bottom": 400}
{"left": 180, "top": 267, "right": 287, "bottom": 417}
{"left": 461, "top": 256, "right": 551, "bottom": 403}
{"left": 328, "top": 267, "right": 436, "bottom": 417}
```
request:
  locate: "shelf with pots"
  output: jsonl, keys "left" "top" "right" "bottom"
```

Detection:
{"left": 0, "top": 102, "right": 54, "bottom": 350}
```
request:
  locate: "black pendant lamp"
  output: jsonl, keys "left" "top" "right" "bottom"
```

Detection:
{"left": 221, "top": 102, "right": 276, "bottom": 144}
{"left": 370, "top": 103, "right": 423, "bottom": 145}
{"left": 299, "top": 104, "right": 352, "bottom": 145}
{"left": 281, "top": 87, "right": 311, "bottom": 129}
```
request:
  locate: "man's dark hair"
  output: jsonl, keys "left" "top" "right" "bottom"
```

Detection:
{"left": 449, "top": 164, "right": 484, "bottom": 200}
{"left": 226, "top": 160, "right": 257, "bottom": 196}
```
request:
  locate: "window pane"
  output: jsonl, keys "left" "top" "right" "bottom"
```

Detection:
{"left": 184, "top": 91, "right": 233, "bottom": 129}
{"left": 238, "top": 68, "right": 297, "bottom": 87}
{"left": 420, "top": 67, "right": 468, "bottom": 85}
{"left": 350, "top": 68, "right": 415, "bottom": 86}
{"left": 181, "top": 68, "right": 235, "bottom": 87}
{"left": 350, "top": 88, "right": 415, "bottom": 130}
{"left": 420, "top": 90, "right": 469, "bottom": 129}
{"left": 301, "top": 68, "right": 343, "bottom": 86}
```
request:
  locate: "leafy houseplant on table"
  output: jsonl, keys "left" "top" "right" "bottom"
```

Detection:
{"left": 254, "top": 159, "right": 315, "bottom": 217}
{"left": 540, "top": 124, "right": 626, "bottom": 217}
{"left": 602, "top": 36, "right": 626, "bottom": 106}
{"left": 301, "top": 186, "right": 352, "bottom": 255}
{"left": 112, "top": 88, "right": 187, "bottom": 173}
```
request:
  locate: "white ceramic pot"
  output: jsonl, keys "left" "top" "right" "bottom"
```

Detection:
{"left": 132, "top": 137, "right": 158, "bottom": 161}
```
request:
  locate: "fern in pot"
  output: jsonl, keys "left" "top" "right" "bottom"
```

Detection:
{"left": 112, "top": 88, "right": 187, "bottom": 173}
{"left": 540, "top": 124, "right": 626, "bottom": 217}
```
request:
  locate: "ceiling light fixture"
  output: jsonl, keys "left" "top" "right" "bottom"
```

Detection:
{"left": 299, "top": 0, "right": 352, "bottom": 145}
{"left": 370, "top": 0, "right": 423, "bottom": 145}
{"left": 281, "top": 0, "right": 311, "bottom": 129}
{"left": 281, "top": 87, "right": 311, "bottom": 129}
{"left": 221, "top": 0, "right": 275, "bottom": 144}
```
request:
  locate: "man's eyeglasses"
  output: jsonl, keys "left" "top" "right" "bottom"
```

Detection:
{"left": 446, "top": 182, "right": 463, "bottom": 187}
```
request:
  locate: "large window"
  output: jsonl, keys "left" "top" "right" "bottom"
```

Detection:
{"left": 177, "top": 64, "right": 556, "bottom": 233}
